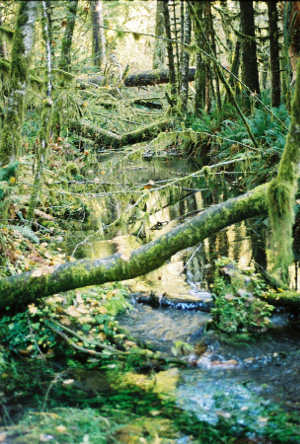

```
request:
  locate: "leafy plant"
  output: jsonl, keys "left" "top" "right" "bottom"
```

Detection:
{"left": 211, "top": 258, "right": 274, "bottom": 333}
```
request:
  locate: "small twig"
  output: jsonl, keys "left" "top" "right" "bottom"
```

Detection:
{"left": 183, "top": 242, "right": 203, "bottom": 270}
{"left": 3, "top": 404, "right": 14, "bottom": 425}
{"left": 41, "top": 373, "right": 64, "bottom": 413}
{"left": 47, "top": 320, "right": 127, "bottom": 355}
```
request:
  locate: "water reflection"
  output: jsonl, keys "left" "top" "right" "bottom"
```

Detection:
{"left": 63, "top": 155, "right": 300, "bottom": 292}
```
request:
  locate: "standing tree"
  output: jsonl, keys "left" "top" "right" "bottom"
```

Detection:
{"left": 180, "top": 2, "right": 191, "bottom": 112}
{"left": 90, "top": 0, "right": 106, "bottom": 69}
{"left": 58, "top": 0, "right": 78, "bottom": 71}
{"left": 268, "top": 1, "right": 281, "bottom": 107}
{"left": 152, "top": 0, "right": 165, "bottom": 69}
{"left": 193, "top": 2, "right": 205, "bottom": 115}
{"left": 0, "top": 1, "right": 39, "bottom": 166}
{"left": 239, "top": 1, "right": 260, "bottom": 109}
{"left": 162, "top": 1, "right": 176, "bottom": 105}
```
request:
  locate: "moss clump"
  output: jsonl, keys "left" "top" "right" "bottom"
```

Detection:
{"left": 65, "top": 162, "right": 79, "bottom": 178}
{"left": 267, "top": 179, "right": 294, "bottom": 281}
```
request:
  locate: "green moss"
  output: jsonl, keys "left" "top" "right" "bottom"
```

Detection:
{"left": 266, "top": 60, "right": 300, "bottom": 281}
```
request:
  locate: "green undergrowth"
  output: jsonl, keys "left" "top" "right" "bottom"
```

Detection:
{"left": 1, "top": 348, "right": 300, "bottom": 443}
{"left": 210, "top": 257, "right": 275, "bottom": 334}
{"left": 186, "top": 101, "right": 290, "bottom": 188}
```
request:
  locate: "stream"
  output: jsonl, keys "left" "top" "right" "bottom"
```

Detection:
{"left": 65, "top": 153, "right": 300, "bottom": 442}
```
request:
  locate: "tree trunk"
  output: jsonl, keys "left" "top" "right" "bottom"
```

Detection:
{"left": 162, "top": 1, "right": 176, "bottom": 104}
{"left": 204, "top": 2, "right": 211, "bottom": 114}
{"left": 90, "top": 0, "right": 106, "bottom": 69}
{"left": 193, "top": 2, "right": 205, "bottom": 115}
{"left": 180, "top": 2, "right": 191, "bottom": 112}
{"left": 0, "top": 2, "right": 7, "bottom": 59}
{"left": 288, "top": 1, "right": 300, "bottom": 86}
{"left": 239, "top": 1, "right": 260, "bottom": 109}
{"left": 28, "top": 1, "right": 53, "bottom": 223}
{"left": 79, "top": 67, "right": 196, "bottom": 88}
{"left": 153, "top": 0, "right": 165, "bottom": 69}
{"left": 69, "top": 119, "right": 171, "bottom": 147}
{"left": 0, "top": 1, "right": 39, "bottom": 166}
{"left": 267, "top": 58, "right": 300, "bottom": 282}
{"left": 0, "top": 185, "right": 268, "bottom": 310}
{"left": 207, "top": 2, "right": 221, "bottom": 112}
{"left": 268, "top": 1, "right": 281, "bottom": 107}
{"left": 58, "top": 0, "right": 78, "bottom": 70}
{"left": 228, "top": 39, "right": 241, "bottom": 88}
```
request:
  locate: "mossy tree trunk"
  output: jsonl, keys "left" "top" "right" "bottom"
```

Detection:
{"left": 193, "top": 2, "right": 205, "bottom": 115}
{"left": 0, "top": 185, "right": 268, "bottom": 310}
{"left": 268, "top": 1, "right": 281, "bottom": 107}
{"left": 69, "top": 119, "right": 171, "bottom": 147}
{"left": 90, "top": 0, "right": 106, "bottom": 69}
{"left": 180, "top": 2, "right": 191, "bottom": 112}
{"left": 204, "top": 2, "right": 211, "bottom": 114}
{"left": 58, "top": 0, "right": 78, "bottom": 70}
{"left": 0, "top": 1, "right": 39, "bottom": 166}
{"left": 267, "top": 58, "right": 300, "bottom": 282}
{"left": 152, "top": 0, "right": 165, "bottom": 70}
{"left": 3, "top": 52, "right": 300, "bottom": 306}
{"left": 288, "top": 2, "right": 300, "bottom": 86}
{"left": 239, "top": 1, "right": 260, "bottom": 110}
{"left": 0, "top": 2, "right": 7, "bottom": 59}
{"left": 27, "top": 1, "right": 53, "bottom": 223}
{"left": 162, "top": 1, "right": 176, "bottom": 105}
{"left": 207, "top": 2, "right": 221, "bottom": 112}
{"left": 81, "top": 67, "right": 196, "bottom": 88}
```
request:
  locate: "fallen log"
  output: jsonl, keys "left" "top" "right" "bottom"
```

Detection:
{"left": 69, "top": 118, "right": 171, "bottom": 147}
{"left": 133, "top": 291, "right": 214, "bottom": 312}
{"left": 77, "top": 67, "right": 196, "bottom": 88}
{"left": 0, "top": 184, "right": 269, "bottom": 310}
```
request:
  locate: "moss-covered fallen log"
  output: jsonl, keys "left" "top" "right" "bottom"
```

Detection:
{"left": 77, "top": 67, "right": 196, "bottom": 88}
{"left": 69, "top": 118, "right": 171, "bottom": 147}
{"left": 0, "top": 184, "right": 268, "bottom": 310}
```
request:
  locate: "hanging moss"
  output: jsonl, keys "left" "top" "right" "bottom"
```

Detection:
{"left": 0, "top": 26, "right": 14, "bottom": 42}
{"left": 267, "top": 58, "right": 300, "bottom": 282}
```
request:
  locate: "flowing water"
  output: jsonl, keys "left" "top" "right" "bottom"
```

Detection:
{"left": 65, "top": 154, "right": 300, "bottom": 442}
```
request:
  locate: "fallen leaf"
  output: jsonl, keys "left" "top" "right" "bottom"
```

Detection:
{"left": 56, "top": 425, "right": 67, "bottom": 433}
{"left": 98, "top": 306, "right": 107, "bottom": 314}
{"left": 67, "top": 306, "right": 81, "bottom": 318}
{"left": 28, "top": 303, "right": 38, "bottom": 315}
{"left": 63, "top": 379, "right": 74, "bottom": 385}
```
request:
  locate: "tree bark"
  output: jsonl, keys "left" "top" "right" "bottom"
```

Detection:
{"left": 152, "top": 0, "right": 165, "bottom": 69}
{"left": 0, "top": 185, "right": 268, "bottom": 310}
{"left": 0, "top": 2, "right": 7, "bottom": 59}
{"left": 90, "top": 0, "right": 106, "bottom": 68}
{"left": 268, "top": 1, "right": 281, "bottom": 107}
{"left": 193, "top": 2, "right": 205, "bottom": 115}
{"left": 0, "top": 1, "right": 39, "bottom": 166}
{"left": 162, "top": 1, "right": 176, "bottom": 104}
{"left": 180, "top": 2, "right": 191, "bottom": 112}
{"left": 207, "top": 2, "right": 221, "bottom": 112}
{"left": 58, "top": 0, "right": 78, "bottom": 70}
{"left": 239, "top": 1, "right": 260, "bottom": 108}
{"left": 28, "top": 1, "right": 53, "bottom": 223}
